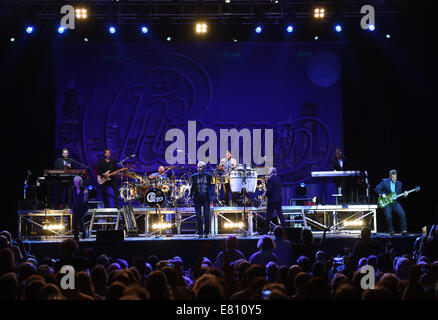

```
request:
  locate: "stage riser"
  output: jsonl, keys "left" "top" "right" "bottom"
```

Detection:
{"left": 17, "top": 205, "right": 378, "bottom": 237}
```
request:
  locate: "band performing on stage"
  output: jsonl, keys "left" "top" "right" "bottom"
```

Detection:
{"left": 23, "top": 147, "right": 421, "bottom": 240}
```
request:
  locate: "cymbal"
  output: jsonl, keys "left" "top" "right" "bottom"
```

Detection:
{"left": 124, "top": 171, "right": 142, "bottom": 179}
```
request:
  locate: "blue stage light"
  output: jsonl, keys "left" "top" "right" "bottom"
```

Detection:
{"left": 286, "top": 25, "right": 294, "bottom": 33}
{"left": 141, "top": 26, "right": 149, "bottom": 34}
{"left": 166, "top": 36, "right": 171, "bottom": 41}
{"left": 84, "top": 37, "right": 88, "bottom": 42}
{"left": 88, "top": 185, "right": 94, "bottom": 190}
{"left": 109, "top": 26, "right": 116, "bottom": 34}
{"left": 368, "top": 24, "right": 375, "bottom": 31}
{"left": 255, "top": 26, "right": 262, "bottom": 34}
{"left": 300, "top": 183, "right": 306, "bottom": 188}
{"left": 386, "top": 34, "right": 391, "bottom": 39}
{"left": 26, "top": 26, "right": 34, "bottom": 34}
{"left": 335, "top": 25, "right": 342, "bottom": 32}
{"left": 58, "top": 26, "right": 65, "bottom": 34}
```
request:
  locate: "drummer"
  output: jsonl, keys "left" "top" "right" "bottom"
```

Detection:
{"left": 148, "top": 166, "right": 167, "bottom": 181}
{"left": 218, "top": 150, "right": 238, "bottom": 206}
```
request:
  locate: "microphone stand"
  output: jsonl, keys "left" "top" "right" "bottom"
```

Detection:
{"left": 117, "top": 155, "right": 135, "bottom": 167}
{"left": 67, "top": 158, "right": 91, "bottom": 170}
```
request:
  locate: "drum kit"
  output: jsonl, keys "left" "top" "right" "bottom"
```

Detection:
{"left": 118, "top": 163, "right": 267, "bottom": 208}
{"left": 119, "top": 165, "right": 191, "bottom": 207}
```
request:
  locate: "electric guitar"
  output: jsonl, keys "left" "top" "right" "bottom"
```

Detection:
{"left": 97, "top": 168, "right": 127, "bottom": 185}
{"left": 377, "top": 186, "right": 421, "bottom": 208}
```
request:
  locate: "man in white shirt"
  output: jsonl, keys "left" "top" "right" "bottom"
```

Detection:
{"left": 218, "top": 150, "right": 237, "bottom": 206}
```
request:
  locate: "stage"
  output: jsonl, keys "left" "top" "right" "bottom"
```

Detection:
{"left": 23, "top": 232, "right": 419, "bottom": 268}
{"left": 18, "top": 204, "right": 379, "bottom": 237}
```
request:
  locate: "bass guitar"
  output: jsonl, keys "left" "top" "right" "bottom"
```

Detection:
{"left": 97, "top": 168, "right": 127, "bottom": 185}
{"left": 377, "top": 186, "right": 420, "bottom": 208}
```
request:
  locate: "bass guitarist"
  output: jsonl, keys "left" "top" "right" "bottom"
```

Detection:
{"left": 374, "top": 169, "right": 408, "bottom": 236}
{"left": 97, "top": 148, "right": 121, "bottom": 209}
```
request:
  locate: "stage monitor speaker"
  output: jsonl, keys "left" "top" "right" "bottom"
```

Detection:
{"left": 96, "top": 230, "right": 125, "bottom": 242}
{"left": 284, "top": 227, "right": 302, "bottom": 242}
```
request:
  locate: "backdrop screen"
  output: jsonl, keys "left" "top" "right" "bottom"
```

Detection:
{"left": 56, "top": 42, "right": 343, "bottom": 203}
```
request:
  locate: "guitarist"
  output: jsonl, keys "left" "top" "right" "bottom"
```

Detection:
{"left": 97, "top": 148, "right": 120, "bottom": 209}
{"left": 374, "top": 170, "right": 408, "bottom": 236}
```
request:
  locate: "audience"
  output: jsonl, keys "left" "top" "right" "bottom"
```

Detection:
{"left": 0, "top": 226, "right": 436, "bottom": 300}
{"left": 214, "top": 235, "right": 246, "bottom": 271}
{"left": 249, "top": 236, "right": 279, "bottom": 265}
{"left": 272, "top": 226, "right": 293, "bottom": 266}
{"left": 350, "top": 227, "right": 382, "bottom": 266}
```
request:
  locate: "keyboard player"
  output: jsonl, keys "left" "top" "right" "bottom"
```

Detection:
{"left": 331, "top": 148, "right": 351, "bottom": 203}
{"left": 53, "top": 148, "right": 74, "bottom": 209}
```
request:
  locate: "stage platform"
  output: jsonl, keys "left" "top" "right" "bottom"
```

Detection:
{"left": 18, "top": 204, "right": 378, "bottom": 237}
{"left": 23, "top": 232, "right": 419, "bottom": 268}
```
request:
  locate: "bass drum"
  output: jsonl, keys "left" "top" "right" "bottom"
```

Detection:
{"left": 144, "top": 188, "right": 166, "bottom": 207}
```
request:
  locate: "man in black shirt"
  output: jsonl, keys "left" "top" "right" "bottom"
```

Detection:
{"left": 350, "top": 227, "right": 382, "bottom": 266}
{"left": 53, "top": 148, "right": 73, "bottom": 209}
{"left": 262, "top": 167, "right": 285, "bottom": 235}
{"left": 331, "top": 148, "right": 351, "bottom": 203}
{"left": 190, "top": 161, "right": 212, "bottom": 238}
{"left": 96, "top": 148, "right": 120, "bottom": 208}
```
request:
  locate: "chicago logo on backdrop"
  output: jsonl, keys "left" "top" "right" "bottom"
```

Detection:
{"left": 79, "top": 53, "right": 331, "bottom": 183}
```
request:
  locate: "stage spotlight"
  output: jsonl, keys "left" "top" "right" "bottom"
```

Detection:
{"left": 344, "top": 220, "right": 363, "bottom": 227}
{"left": 166, "top": 36, "right": 171, "bottom": 41}
{"left": 58, "top": 26, "right": 65, "bottom": 34}
{"left": 368, "top": 24, "right": 375, "bottom": 31}
{"left": 296, "top": 183, "right": 307, "bottom": 197}
{"left": 87, "top": 185, "right": 97, "bottom": 199}
{"left": 109, "top": 26, "right": 116, "bottom": 34}
{"left": 195, "top": 23, "right": 208, "bottom": 34}
{"left": 10, "top": 37, "right": 15, "bottom": 42}
{"left": 386, "top": 34, "right": 391, "bottom": 39}
{"left": 75, "top": 8, "right": 87, "bottom": 19}
{"left": 26, "top": 26, "right": 34, "bottom": 34}
{"left": 84, "top": 37, "right": 89, "bottom": 42}
{"left": 224, "top": 222, "right": 244, "bottom": 229}
{"left": 314, "top": 35, "right": 319, "bottom": 40}
{"left": 225, "top": 0, "right": 231, "bottom": 3}
{"left": 286, "top": 25, "right": 294, "bottom": 33}
{"left": 152, "top": 223, "right": 172, "bottom": 230}
{"left": 314, "top": 8, "right": 325, "bottom": 18}
{"left": 233, "top": 38, "right": 238, "bottom": 43}
{"left": 335, "top": 25, "right": 342, "bottom": 32}
{"left": 141, "top": 26, "right": 149, "bottom": 34}
{"left": 255, "top": 26, "right": 262, "bottom": 33}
